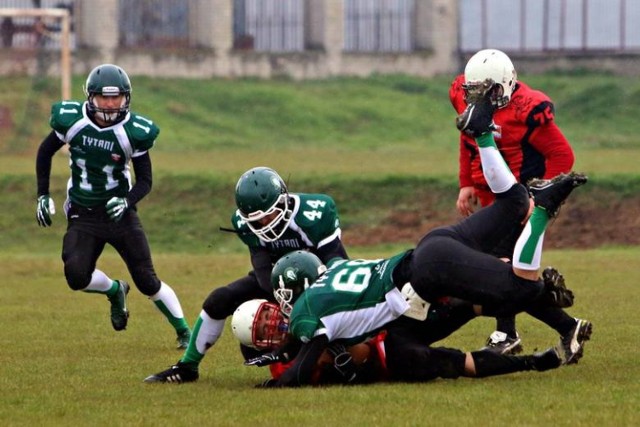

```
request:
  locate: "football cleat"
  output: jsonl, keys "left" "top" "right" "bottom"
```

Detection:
{"left": 143, "top": 362, "right": 199, "bottom": 384}
{"left": 557, "top": 318, "right": 592, "bottom": 365}
{"left": 542, "top": 267, "right": 574, "bottom": 308}
{"left": 455, "top": 91, "right": 497, "bottom": 137}
{"left": 176, "top": 328, "right": 192, "bottom": 350}
{"left": 527, "top": 172, "right": 588, "bottom": 218}
{"left": 481, "top": 331, "right": 523, "bottom": 355}
{"left": 108, "top": 280, "right": 130, "bottom": 331}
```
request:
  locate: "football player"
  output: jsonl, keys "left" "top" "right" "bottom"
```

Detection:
{"left": 256, "top": 93, "right": 591, "bottom": 387}
{"left": 234, "top": 297, "right": 565, "bottom": 386}
{"left": 35, "top": 64, "right": 192, "bottom": 348}
{"left": 144, "top": 166, "right": 349, "bottom": 383}
{"left": 450, "top": 49, "right": 576, "bottom": 354}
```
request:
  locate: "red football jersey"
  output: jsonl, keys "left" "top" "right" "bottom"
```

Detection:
{"left": 450, "top": 74, "right": 575, "bottom": 206}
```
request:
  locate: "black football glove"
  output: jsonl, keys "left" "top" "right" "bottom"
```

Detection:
{"left": 244, "top": 352, "right": 281, "bottom": 367}
{"left": 327, "top": 343, "right": 357, "bottom": 383}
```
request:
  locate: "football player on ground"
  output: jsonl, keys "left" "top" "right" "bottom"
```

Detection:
{"left": 35, "top": 64, "right": 191, "bottom": 348}
{"left": 144, "top": 166, "right": 349, "bottom": 383}
{"left": 233, "top": 298, "right": 564, "bottom": 386}
{"left": 255, "top": 92, "right": 591, "bottom": 387}
{"left": 450, "top": 49, "right": 576, "bottom": 354}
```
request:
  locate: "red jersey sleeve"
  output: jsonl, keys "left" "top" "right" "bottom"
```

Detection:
{"left": 450, "top": 75, "right": 476, "bottom": 188}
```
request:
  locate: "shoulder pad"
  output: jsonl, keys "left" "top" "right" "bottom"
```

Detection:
{"left": 123, "top": 112, "right": 160, "bottom": 152}
{"left": 231, "top": 210, "right": 261, "bottom": 247}
{"left": 49, "top": 101, "right": 84, "bottom": 134}
{"left": 510, "top": 82, "right": 553, "bottom": 122}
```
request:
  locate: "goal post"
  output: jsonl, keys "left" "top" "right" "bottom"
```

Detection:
{"left": 0, "top": 8, "right": 71, "bottom": 100}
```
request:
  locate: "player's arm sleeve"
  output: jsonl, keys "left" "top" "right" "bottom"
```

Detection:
{"left": 273, "top": 334, "right": 329, "bottom": 387}
{"left": 459, "top": 137, "right": 475, "bottom": 188}
{"left": 530, "top": 123, "right": 575, "bottom": 178}
{"left": 36, "top": 131, "right": 65, "bottom": 196}
{"left": 128, "top": 152, "right": 153, "bottom": 206}
{"left": 526, "top": 102, "right": 575, "bottom": 179}
{"left": 316, "top": 238, "right": 348, "bottom": 264}
{"left": 250, "top": 247, "right": 274, "bottom": 294}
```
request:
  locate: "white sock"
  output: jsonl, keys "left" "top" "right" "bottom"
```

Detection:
{"left": 83, "top": 269, "right": 113, "bottom": 293}
{"left": 149, "top": 281, "right": 185, "bottom": 318}
{"left": 194, "top": 310, "right": 225, "bottom": 354}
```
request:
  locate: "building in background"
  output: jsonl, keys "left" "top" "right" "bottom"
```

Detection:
{"left": 1, "top": 0, "right": 639, "bottom": 79}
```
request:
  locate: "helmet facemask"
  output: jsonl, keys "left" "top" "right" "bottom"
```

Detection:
{"left": 87, "top": 91, "right": 131, "bottom": 124}
{"left": 274, "top": 275, "right": 312, "bottom": 317}
{"left": 240, "top": 193, "right": 293, "bottom": 243}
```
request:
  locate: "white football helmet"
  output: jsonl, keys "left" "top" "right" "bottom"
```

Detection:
{"left": 463, "top": 49, "right": 517, "bottom": 108}
{"left": 231, "top": 299, "right": 288, "bottom": 349}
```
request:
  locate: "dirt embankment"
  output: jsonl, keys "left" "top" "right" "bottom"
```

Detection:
{"left": 344, "top": 196, "right": 640, "bottom": 249}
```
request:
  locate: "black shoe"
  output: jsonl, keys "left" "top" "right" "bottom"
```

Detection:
{"left": 530, "top": 347, "right": 562, "bottom": 372}
{"left": 481, "top": 331, "right": 523, "bottom": 355}
{"left": 455, "top": 90, "right": 497, "bottom": 137}
{"left": 108, "top": 280, "right": 130, "bottom": 331}
{"left": 527, "top": 172, "right": 588, "bottom": 218}
{"left": 143, "top": 362, "right": 199, "bottom": 384}
{"left": 557, "top": 319, "right": 593, "bottom": 365}
{"left": 542, "top": 267, "right": 574, "bottom": 308}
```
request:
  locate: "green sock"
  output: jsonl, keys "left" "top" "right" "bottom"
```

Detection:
{"left": 517, "top": 207, "right": 549, "bottom": 265}
{"left": 180, "top": 316, "right": 205, "bottom": 367}
{"left": 153, "top": 300, "right": 190, "bottom": 333}
{"left": 84, "top": 280, "right": 119, "bottom": 297}
{"left": 476, "top": 132, "right": 497, "bottom": 149}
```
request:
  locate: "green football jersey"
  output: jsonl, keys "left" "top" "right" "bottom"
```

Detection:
{"left": 232, "top": 193, "right": 342, "bottom": 262}
{"left": 49, "top": 101, "right": 159, "bottom": 207}
{"left": 289, "top": 252, "right": 411, "bottom": 346}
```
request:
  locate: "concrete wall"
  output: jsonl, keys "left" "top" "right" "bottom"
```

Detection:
{"left": 2, "top": 0, "right": 638, "bottom": 80}
{"left": 70, "top": 0, "right": 459, "bottom": 79}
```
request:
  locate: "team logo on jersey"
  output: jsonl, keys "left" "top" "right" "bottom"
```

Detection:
{"left": 111, "top": 153, "right": 121, "bottom": 162}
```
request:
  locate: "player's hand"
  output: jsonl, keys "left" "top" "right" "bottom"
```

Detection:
{"left": 244, "top": 352, "right": 280, "bottom": 367}
{"left": 36, "top": 195, "right": 56, "bottom": 227}
{"left": 106, "top": 197, "right": 128, "bottom": 222}
{"left": 328, "top": 343, "right": 357, "bottom": 383}
{"left": 456, "top": 84, "right": 497, "bottom": 137}
{"left": 456, "top": 186, "right": 478, "bottom": 217}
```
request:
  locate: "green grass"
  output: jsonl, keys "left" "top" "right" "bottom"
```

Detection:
{"left": 1, "top": 247, "right": 639, "bottom": 426}
{"left": 1, "top": 72, "right": 639, "bottom": 426}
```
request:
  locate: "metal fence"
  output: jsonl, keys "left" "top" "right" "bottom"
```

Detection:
{"left": 118, "top": 0, "right": 188, "bottom": 48}
{"left": 343, "top": 0, "right": 414, "bottom": 52}
{"left": 4, "top": 0, "right": 640, "bottom": 54}
{"left": 459, "top": 0, "right": 640, "bottom": 53}
{"left": 233, "top": 0, "right": 304, "bottom": 52}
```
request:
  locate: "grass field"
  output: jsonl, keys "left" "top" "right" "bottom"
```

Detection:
{"left": 1, "top": 72, "right": 639, "bottom": 426}
{"left": 1, "top": 248, "right": 639, "bottom": 426}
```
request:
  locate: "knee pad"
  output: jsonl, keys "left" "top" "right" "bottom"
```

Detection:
{"left": 129, "top": 266, "right": 160, "bottom": 296}
{"left": 203, "top": 287, "right": 236, "bottom": 319}
{"left": 64, "top": 258, "right": 92, "bottom": 291}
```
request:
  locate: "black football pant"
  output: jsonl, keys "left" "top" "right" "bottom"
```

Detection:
{"left": 62, "top": 203, "right": 161, "bottom": 296}
{"left": 408, "top": 183, "right": 545, "bottom": 317}
{"left": 202, "top": 273, "right": 274, "bottom": 320}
